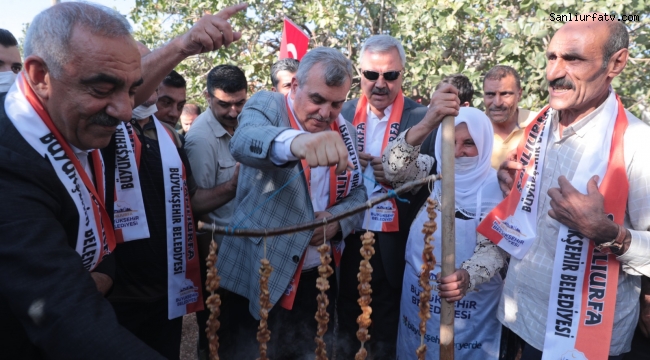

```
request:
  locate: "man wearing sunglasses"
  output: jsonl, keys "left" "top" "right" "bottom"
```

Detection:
{"left": 338, "top": 34, "right": 460, "bottom": 359}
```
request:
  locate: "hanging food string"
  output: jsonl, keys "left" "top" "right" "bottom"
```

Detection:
{"left": 355, "top": 225, "right": 375, "bottom": 360}
{"left": 417, "top": 198, "right": 438, "bottom": 360}
{"left": 205, "top": 228, "right": 222, "bottom": 360}
{"left": 257, "top": 237, "right": 273, "bottom": 360}
{"left": 314, "top": 224, "right": 333, "bottom": 360}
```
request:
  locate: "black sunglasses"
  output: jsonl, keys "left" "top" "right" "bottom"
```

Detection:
{"left": 361, "top": 70, "right": 402, "bottom": 81}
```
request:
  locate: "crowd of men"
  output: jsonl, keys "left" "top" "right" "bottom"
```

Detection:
{"left": 0, "top": 2, "right": 649, "bottom": 360}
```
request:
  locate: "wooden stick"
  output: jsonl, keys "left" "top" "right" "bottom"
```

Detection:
{"left": 440, "top": 115, "right": 456, "bottom": 360}
{"left": 198, "top": 174, "right": 441, "bottom": 236}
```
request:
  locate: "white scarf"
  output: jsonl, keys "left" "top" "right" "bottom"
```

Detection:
{"left": 153, "top": 117, "right": 204, "bottom": 319}
{"left": 478, "top": 91, "right": 629, "bottom": 359}
{"left": 113, "top": 122, "right": 149, "bottom": 242}
{"left": 5, "top": 74, "right": 112, "bottom": 271}
{"left": 433, "top": 107, "right": 498, "bottom": 216}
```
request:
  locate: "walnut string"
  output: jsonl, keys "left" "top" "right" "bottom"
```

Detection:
{"left": 416, "top": 198, "right": 438, "bottom": 359}
{"left": 257, "top": 236, "right": 273, "bottom": 360}
{"left": 315, "top": 222, "right": 333, "bottom": 360}
{"left": 355, "top": 212, "right": 375, "bottom": 360}
{"left": 205, "top": 226, "right": 222, "bottom": 360}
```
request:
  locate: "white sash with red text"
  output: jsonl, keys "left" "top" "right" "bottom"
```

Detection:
{"left": 5, "top": 74, "right": 114, "bottom": 271}
{"left": 541, "top": 94, "right": 627, "bottom": 359}
{"left": 478, "top": 92, "right": 628, "bottom": 359}
{"left": 352, "top": 92, "right": 404, "bottom": 232}
{"left": 113, "top": 122, "right": 150, "bottom": 242}
{"left": 154, "top": 118, "right": 204, "bottom": 319}
{"left": 278, "top": 94, "right": 362, "bottom": 310}
{"left": 476, "top": 105, "right": 551, "bottom": 258}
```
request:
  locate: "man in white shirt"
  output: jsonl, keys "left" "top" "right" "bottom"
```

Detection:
{"left": 338, "top": 35, "right": 460, "bottom": 359}
{"left": 493, "top": 16, "right": 650, "bottom": 359}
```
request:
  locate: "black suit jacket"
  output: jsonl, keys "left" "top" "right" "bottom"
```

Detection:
{"left": 0, "top": 93, "right": 164, "bottom": 359}
{"left": 341, "top": 96, "right": 437, "bottom": 288}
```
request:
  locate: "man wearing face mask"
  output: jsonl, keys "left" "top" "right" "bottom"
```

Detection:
{"left": 184, "top": 64, "right": 246, "bottom": 359}
{"left": 0, "top": 29, "right": 22, "bottom": 93}
{"left": 482, "top": 65, "right": 537, "bottom": 169}
{"left": 337, "top": 34, "right": 460, "bottom": 359}
{"left": 102, "top": 43, "right": 249, "bottom": 359}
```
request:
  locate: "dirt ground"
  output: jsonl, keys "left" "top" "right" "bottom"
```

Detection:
{"left": 180, "top": 313, "right": 199, "bottom": 360}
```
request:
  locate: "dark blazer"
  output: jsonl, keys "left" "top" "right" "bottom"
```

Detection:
{"left": 221, "top": 91, "right": 367, "bottom": 318}
{"left": 341, "top": 96, "right": 437, "bottom": 288}
{"left": 0, "top": 94, "right": 164, "bottom": 359}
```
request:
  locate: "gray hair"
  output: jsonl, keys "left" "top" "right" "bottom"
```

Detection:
{"left": 359, "top": 35, "right": 406, "bottom": 67}
{"left": 295, "top": 47, "right": 353, "bottom": 88}
{"left": 24, "top": 2, "right": 132, "bottom": 78}
{"left": 602, "top": 20, "right": 629, "bottom": 68}
{"left": 270, "top": 58, "right": 299, "bottom": 88}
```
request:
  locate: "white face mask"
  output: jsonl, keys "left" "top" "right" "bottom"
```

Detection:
{"left": 0, "top": 71, "right": 17, "bottom": 93}
{"left": 455, "top": 155, "right": 479, "bottom": 175}
{"left": 131, "top": 103, "right": 158, "bottom": 120}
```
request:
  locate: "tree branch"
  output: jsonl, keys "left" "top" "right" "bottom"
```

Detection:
{"left": 198, "top": 174, "right": 441, "bottom": 236}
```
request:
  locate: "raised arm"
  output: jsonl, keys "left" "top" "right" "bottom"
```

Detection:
{"left": 134, "top": 3, "right": 248, "bottom": 105}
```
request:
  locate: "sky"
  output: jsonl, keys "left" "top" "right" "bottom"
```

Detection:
{"left": 2, "top": 0, "right": 136, "bottom": 42}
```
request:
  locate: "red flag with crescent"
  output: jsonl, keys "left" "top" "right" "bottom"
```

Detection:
{"left": 279, "top": 17, "right": 310, "bottom": 60}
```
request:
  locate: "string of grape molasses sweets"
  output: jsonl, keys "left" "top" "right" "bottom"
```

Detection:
{"left": 355, "top": 227, "right": 375, "bottom": 360}
{"left": 205, "top": 229, "right": 222, "bottom": 360}
{"left": 416, "top": 198, "right": 438, "bottom": 360}
{"left": 257, "top": 237, "right": 273, "bottom": 360}
{"left": 315, "top": 224, "right": 333, "bottom": 360}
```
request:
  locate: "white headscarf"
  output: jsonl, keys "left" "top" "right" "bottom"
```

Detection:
{"left": 434, "top": 107, "right": 500, "bottom": 216}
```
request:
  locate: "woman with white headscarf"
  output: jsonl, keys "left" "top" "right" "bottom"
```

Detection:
{"left": 383, "top": 107, "right": 507, "bottom": 360}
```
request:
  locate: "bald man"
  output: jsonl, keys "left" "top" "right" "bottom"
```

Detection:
{"left": 492, "top": 16, "right": 650, "bottom": 359}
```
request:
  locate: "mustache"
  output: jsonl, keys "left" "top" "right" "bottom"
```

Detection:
{"left": 371, "top": 87, "right": 389, "bottom": 95}
{"left": 221, "top": 115, "right": 238, "bottom": 122}
{"left": 307, "top": 113, "right": 329, "bottom": 122}
{"left": 489, "top": 106, "right": 508, "bottom": 112}
{"left": 89, "top": 111, "right": 122, "bottom": 127}
{"left": 549, "top": 77, "right": 575, "bottom": 90}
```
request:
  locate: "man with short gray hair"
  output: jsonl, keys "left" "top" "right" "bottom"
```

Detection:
{"left": 270, "top": 58, "right": 299, "bottom": 95}
{"left": 0, "top": 1, "right": 247, "bottom": 358}
{"left": 338, "top": 34, "right": 459, "bottom": 359}
{"left": 0, "top": 3, "right": 164, "bottom": 358}
{"left": 219, "top": 46, "right": 367, "bottom": 358}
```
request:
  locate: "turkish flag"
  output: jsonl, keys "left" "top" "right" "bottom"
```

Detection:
{"left": 279, "top": 18, "right": 310, "bottom": 60}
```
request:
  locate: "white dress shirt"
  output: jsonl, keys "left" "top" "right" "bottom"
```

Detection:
{"left": 70, "top": 144, "right": 95, "bottom": 184}
{"left": 269, "top": 92, "right": 332, "bottom": 270}
{"left": 359, "top": 104, "right": 393, "bottom": 230}
{"left": 499, "top": 91, "right": 650, "bottom": 355}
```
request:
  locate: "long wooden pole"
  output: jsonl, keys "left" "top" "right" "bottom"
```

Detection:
{"left": 198, "top": 174, "right": 441, "bottom": 236}
{"left": 440, "top": 115, "right": 455, "bottom": 359}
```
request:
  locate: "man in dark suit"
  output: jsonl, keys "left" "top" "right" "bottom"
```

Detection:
{"left": 219, "top": 47, "right": 367, "bottom": 359}
{"left": 338, "top": 34, "right": 460, "bottom": 359}
{"left": 0, "top": 3, "right": 164, "bottom": 358}
{"left": 0, "top": 2, "right": 246, "bottom": 359}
